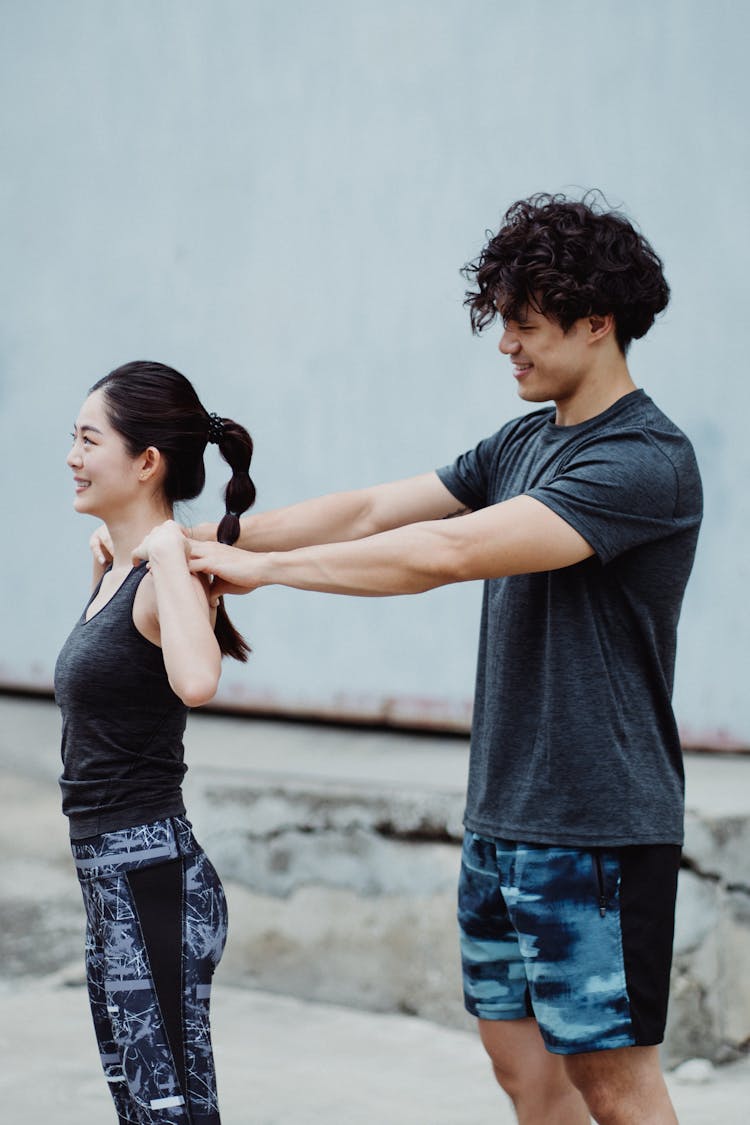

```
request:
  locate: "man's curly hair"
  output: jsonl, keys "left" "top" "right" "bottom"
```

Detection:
{"left": 462, "top": 192, "right": 670, "bottom": 354}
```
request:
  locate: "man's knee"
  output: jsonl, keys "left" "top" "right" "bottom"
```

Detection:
{"left": 486, "top": 1052, "right": 528, "bottom": 1101}
{"left": 566, "top": 1068, "right": 618, "bottom": 1121}
{"left": 565, "top": 1044, "right": 675, "bottom": 1125}
{"left": 479, "top": 1018, "right": 568, "bottom": 1099}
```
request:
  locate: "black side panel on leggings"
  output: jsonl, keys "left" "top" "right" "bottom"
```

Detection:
{"left": 126, "top": 858, "right": 187, "bottom": 1100}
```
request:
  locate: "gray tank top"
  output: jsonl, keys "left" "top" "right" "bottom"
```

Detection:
{"left": 54, "top": 563, "right": 189, "bottom": 839}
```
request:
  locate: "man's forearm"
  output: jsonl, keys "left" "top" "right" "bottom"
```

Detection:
{"left": 255, "top": 519, "right": 466, "bottom": 596}
{"left": 187, "top": 494, "right": 594, "bottom": 599}
{"left": 193, "top": 473, "right": 464, "bottom": 553}
{"left": 234, "top": 489, "right": 377, "bottom": 552}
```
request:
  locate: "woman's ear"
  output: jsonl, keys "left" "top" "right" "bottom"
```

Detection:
{"left": 138, "top": 446, "right": 163, "bottom": 482}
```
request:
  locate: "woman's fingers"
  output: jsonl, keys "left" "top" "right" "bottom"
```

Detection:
{"left": 89, "top": 524, "right": 114, "bottom": 566}
{"left": 132, "top": 535, "right": 150, "bottom": 565}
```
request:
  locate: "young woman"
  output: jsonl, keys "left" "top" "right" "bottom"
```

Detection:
{"left": 54, "top": 360, "right": 255, "bottom": 1125}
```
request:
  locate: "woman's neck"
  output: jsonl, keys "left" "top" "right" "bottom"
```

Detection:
{"left": 105, "top": 501, "right": 173, "bottom": 570}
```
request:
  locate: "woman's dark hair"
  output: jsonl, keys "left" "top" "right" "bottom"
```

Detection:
{"left": 462, "top": 191, "right": 670, "bottom": 354}
{"left": 91, "top": 360, "right": 256, "bottom": 662}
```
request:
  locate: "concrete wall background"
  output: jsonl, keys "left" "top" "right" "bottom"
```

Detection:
{"left": 0, "top": 1, "right": 747, "bottom": 741}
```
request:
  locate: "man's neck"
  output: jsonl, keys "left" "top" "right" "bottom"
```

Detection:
{"left": 554, "top": 358, "right": 636, "bottom": 426}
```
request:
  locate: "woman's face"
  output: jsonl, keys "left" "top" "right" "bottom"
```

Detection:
{"left": 66, "top": 389, "right": 146, "bottom": 520}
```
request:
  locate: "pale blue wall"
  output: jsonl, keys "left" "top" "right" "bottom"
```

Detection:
{"left": 1, "top": 1, "right": 747, "bottom": 743}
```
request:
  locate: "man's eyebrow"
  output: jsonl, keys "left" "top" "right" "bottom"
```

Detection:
{"left": 493, "top": 299, "right": 530, "bottom": 326}
{"left": 499, "top": 312, "right": 530, "bottom": 328}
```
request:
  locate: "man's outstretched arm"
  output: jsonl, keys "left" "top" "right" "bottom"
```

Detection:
{"left": 192, "top": 472, "right": 468, "bottom": 551}
{"left": 187, "top": 494, "right": 594, "bottom": 597}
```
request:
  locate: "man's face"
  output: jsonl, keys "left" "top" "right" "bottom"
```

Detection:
{"left": 497, "top": 303, "right": 594, "bottom": 408}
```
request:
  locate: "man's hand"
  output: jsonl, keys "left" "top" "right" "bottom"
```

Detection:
{"left": 187, "top": 539, "right": 265, "bottom": 597}
{"left": 186, "top": 521, "right": 219, "bottom": 543}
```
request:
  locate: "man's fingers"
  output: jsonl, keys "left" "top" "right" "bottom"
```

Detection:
{"left": 208, "top": 579, "right": 231, "bottom": 600}
{"left": 211, "top": 580, "right": 252, "bottom": 598}
{"left": 186, "top": 540, "right": 218, "bottom": 571}
{"left": 185, "top": 541, "right": 255, "bottom": 596}
{"left": 186, "top": 544, "right": 208, "bottom": 573}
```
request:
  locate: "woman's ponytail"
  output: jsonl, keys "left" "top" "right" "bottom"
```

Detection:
{"left": 205, "top": 411, "right": 257, "bottom": 662}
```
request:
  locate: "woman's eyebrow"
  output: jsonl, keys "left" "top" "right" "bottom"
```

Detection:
{"left": 73, "top": 423, "right": 104, "bottom": 435}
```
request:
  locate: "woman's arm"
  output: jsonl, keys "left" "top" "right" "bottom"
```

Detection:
{"left": 133, "top": 521, "right": 222, "bottom": 708}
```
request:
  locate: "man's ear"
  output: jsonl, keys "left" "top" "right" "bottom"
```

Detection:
{"left": 138, "top": 446, "right": 163, "bottom": 482}
{"left": 588, "top": 312, "right": 616, "bottom": 343}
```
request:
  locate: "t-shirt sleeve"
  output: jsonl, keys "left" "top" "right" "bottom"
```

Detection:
{"left": 526, "top": 430, "right": 698, "bottom": 564}
{"left": 436, "top": 433, "right": 503, "bottom": 511}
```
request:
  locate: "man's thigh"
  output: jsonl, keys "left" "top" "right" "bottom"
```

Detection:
{"left": 457, "top": 831, "right": 681, "bottom": 1055}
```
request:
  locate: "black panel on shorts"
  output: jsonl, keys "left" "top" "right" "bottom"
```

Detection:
{"left": 618, "top": 844, "right": 681, "bottom": 1045}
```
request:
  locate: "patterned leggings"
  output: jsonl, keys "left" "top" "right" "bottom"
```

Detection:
{"left": 72, "top": 817, "right": 228, "bottom": 1124}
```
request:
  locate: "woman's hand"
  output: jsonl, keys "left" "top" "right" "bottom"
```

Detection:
{"left": 187, "top": 538, "right": 265, "bottom": 597}
{"left": 90, "top": 524, "right": 114, "bottom": 567}
{"left": 133, "top": 520, "right": 190, "bottom": 566}
{"left": 89, "top": 523, "right": 114, "bottom": 590}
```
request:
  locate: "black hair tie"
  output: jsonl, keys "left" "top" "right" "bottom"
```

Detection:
{"left": 207, "top": 412, "right": 224, "bottom": 444}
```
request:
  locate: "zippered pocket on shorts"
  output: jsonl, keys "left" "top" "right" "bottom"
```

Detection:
{"left": 592, "top": 851, "right": 608, "bottom": 917}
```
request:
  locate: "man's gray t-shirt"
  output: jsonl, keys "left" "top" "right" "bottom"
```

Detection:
{"left": 437, "top": 389, "right": 703, "bottom": 847}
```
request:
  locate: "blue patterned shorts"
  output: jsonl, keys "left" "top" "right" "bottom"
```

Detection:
{"left": 72, "top": 816, "right": 228, "bottom": 1123}
{"left": 457, "top": 831, "right": 681, "bottom": 1055}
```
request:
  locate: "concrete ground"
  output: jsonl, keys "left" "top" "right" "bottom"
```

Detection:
{"left": 2, "top": 694, "right": 750, "bottom": 1123}
{"left": 2, "top": 974, "right": 750, "bottom": 1124}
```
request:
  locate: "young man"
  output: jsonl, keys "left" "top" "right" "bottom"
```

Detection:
{"left": 185, "top": 194, "right": 703, "bottom": 1124}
